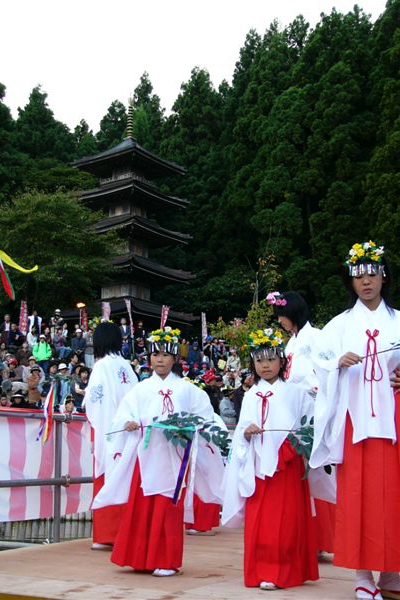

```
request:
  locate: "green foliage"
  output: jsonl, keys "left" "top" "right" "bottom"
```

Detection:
{"left": 209, "top": 300, "right": 277, "bottom": 365}
{"left": 0, "top": 190, "right": 118, "bottom": 315}
{"left": 0, "top": 1, "right": 400, "bottom": 323}
{"left": 131, "top": 72, "right": 165, "bottom": 153}
{"left": 152, "top": 411, "right": 231, "bottom": 457}
{"left": 14, "top": 86, "right": 74, "bottom": 162}
{"left": 96, "top": 100, "right": 127, "bottom": 151}
{"left": 73, "top": 120, "right": 98, "bottom": 158}
{"left": 288, "top": 415, "right": 315, "bottom": 478}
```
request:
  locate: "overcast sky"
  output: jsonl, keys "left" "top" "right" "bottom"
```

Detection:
{"left": 1, "top": 0, "right": 388, "bottom": 132}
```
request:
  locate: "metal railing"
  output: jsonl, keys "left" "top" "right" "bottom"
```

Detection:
{"left": 0, "top": 410, "right": 93, "bottom": 544}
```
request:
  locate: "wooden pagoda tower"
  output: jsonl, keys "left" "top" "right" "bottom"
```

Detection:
{"left": 73, "top": 109, "right": 195, "bottom": 327}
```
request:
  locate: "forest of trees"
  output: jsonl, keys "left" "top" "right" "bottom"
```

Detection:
{"left": 0, "top": 0, "right": 399, "bottom": 324}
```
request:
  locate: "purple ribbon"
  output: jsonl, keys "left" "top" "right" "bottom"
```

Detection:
{"left": 172, "top": 438, "right": 192, "bottom": 505}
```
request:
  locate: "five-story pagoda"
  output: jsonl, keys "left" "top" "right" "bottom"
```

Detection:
{"left": 73, "top": 107, "right": 195, "bottom": 327}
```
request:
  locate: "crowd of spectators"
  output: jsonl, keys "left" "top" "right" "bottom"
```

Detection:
{"left": 0, "top": 311, "right": 253, "bottom": 424}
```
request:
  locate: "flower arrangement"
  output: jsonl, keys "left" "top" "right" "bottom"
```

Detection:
{"left": 147, "top": 326, "right": 181, "bottom": 354}
{"left": 345, "top": 241, "right": 384, "bottom": 266}
{"left": 266, "top": 291, "right": 287, "bottom": 306}
{"left": 147, "top": 326, "right": 181, "bottom": 344}
{"left": 246, "top": 328, "right": 285, "bottom": 356}
{"left": 88, "top": 316, "right": 113, "bottom": 329}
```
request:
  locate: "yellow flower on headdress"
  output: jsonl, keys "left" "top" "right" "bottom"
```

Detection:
{"left": 153, "top": 335, "right": 160, "bottom": 342}
{"left": 164, "top": 335, "right": 172, "bottom": 342}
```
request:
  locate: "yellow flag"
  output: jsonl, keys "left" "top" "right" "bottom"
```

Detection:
{"left": 0, "top": 250, "right": 38, "bottom": 273}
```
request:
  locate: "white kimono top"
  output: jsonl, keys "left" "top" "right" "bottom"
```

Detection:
{"left": 85, "top": 353, "right": 137, "bottom": 477}
{"left": 285, "top": 321, "right": 320, "bottom": 393}
{"left": 310, "top": 299, "right": 400, "bottom": 469}
{"left": 221, "top": 378, "right": 308, "bottom": 527}
{"left": 286, "top": 321, "right": 336, "bottom": 503}
{"left": 92, "top": 371, "right": 226, "bottom": 522}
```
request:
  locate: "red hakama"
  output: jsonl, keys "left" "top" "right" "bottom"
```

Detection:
{"left": 314, "top": 499, "right": 336, "bottom": 553}
{"left": 92, "top": 474, "right": 124, "bottom": 545}
{"left": 184, "top": 495, "right": 220, "bottom": 532}
{"left": 111, "top": 463, "right": 184, "bottom": 571}
{"left": 334, "top": 399, "right": 400, "bottom": 571}
{"left": 244, "top": 440, "right": 319, "bottom": 588}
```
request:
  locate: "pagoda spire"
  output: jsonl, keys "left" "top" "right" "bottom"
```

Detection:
{"left": 125, "top": 99, "right": 134, "bottom": 140}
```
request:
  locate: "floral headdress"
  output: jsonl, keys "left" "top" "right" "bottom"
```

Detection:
{"left": 344, "top": 241, "right": 385, "bottom": 276}
{"left": 266, "top": 291, "right": 287, "bottom": 306}
{"left": 247, "top": 328, "right": 285, "bottom": 359}
{"left": 147, "top": 326, "right": 181, "bottom": 355}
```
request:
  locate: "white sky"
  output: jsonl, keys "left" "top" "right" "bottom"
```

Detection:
{"left": 1, "top": 0, "right": 388, "bottom": 132}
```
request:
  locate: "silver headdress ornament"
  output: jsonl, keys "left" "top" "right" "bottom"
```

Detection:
{"left": 146, "top": 327, "right": 181, "bottom": 355}
{"left": 344, "top": 241, "right": 385, "bottom": 276}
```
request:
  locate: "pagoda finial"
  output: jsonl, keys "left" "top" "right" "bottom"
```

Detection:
{"left": 125, "top": 99, "right": 134, "bottom": 140}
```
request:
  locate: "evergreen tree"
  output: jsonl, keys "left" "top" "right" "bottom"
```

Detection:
{"left": 13, "top": 86, "right": 74, "bottom": 162}
{"left": 0, "top": 83, "right": 26, "bottom": 202}
{"left": 363, "top": 0, "right": 400, "bottom": 297}
{"left": 96, "top": 100, "right": 127, "bottom": 151}
{"left": 131, "top": 72, "right": 165, "bottom": 153}
{"left": 73, "top": 119, "right": 98, "bottom": 158}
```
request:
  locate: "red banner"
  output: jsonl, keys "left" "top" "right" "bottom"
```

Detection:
{"left": 160, "top": 305, "right": 170, "bottom": 328}
{"left": 80, "top": 307, "right": 88, "bottom": 332}
{"left": 19, "top": 300, "right": 28, "bottom": 335}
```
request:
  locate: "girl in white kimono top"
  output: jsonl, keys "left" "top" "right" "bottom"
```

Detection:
{"left": 271, "top": 290, "right": 336, "bottom": 551}
{"left": 309, "top": 242, "right": 400, "bottom": 600}
{"left": 93, "top": 327, "right": 225, "bottom": 577}
{"left": 84, "top": 322, "right": 137, "bottom": 548}
{"left": 221, "top": 328, "right": 318, "bottom": 590}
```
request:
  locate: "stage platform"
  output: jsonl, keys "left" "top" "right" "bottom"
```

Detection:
{"left": 0, "top": 528, "right": 355, "bottom": 599}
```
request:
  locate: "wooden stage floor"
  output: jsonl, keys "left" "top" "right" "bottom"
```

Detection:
{"left": 0, "top": 527, "right": 356, "bottom": 599}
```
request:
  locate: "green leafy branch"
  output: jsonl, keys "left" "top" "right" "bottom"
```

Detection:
{"left": 152, "top": 411, "right": 231, "bottom": 457}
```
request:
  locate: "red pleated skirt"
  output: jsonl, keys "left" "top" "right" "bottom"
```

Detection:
{"left": 111, "top": 463, "right": 185, "bottom": 571}
{"left": 244, "top": 440, "right": 319, "bottom": 588}
{"left": 334, "top": 395, "right": 400, "bottom": 571}
{"left": 314, "top": 499, "right": 336, "bottom": 553}
{"left": 92, "top": 474, "right": 124, "bottom": 545}
{"left": 184, "top": 494, "right": 220, "bottom": 532}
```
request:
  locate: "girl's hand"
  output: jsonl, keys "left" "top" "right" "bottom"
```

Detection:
{"left": 244, "top": 423, "right": 263, "bottom": 442}
{"left": 390, "top": 367, "right": 400, "bottom": 389}
{"left": 125, "top": 420, "right": 140, "bottom": 432}
{"left": 338, "top": 352, "right": 363, "bottom": 368}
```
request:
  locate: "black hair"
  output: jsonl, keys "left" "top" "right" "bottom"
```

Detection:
{"left": 273, "top": 291, "right": 310, "bottom": 332}
{"left": 93, "top": 322, "right": 122, "bottom": 359}
{"left": 250, "top": 354, "right": 288, "bottom": 384}
{"left": 343, "top": 257, "right": 393, "bottom": 311}
{"left": 79, "top": 366, "right": 90, "bottom": 376}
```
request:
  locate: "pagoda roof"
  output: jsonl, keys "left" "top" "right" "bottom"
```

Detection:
{"left": 94, "top": 214, "right": 191, "bottom": 246}
{"left": 72, "top": 138, "right": 185, "bottom": 179}
{"left": 100, "top": 297, "right": 198, "bottom": 325}
{"left": 113, "top": 253, "right": 192, "bottom": 284}
{"left": 60, "top": 298, "right": 197, "bottom": 326}
{"left": 81, "top": 177, "right": 189, "bottom": 210}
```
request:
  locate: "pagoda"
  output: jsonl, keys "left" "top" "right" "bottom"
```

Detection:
{"left": 72, "top": 108, "right": 195, "bottom": 327}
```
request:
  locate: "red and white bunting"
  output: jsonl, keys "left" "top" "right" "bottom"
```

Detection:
{"left": 0, "top": 414, "right": 92, "bottom": 522}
